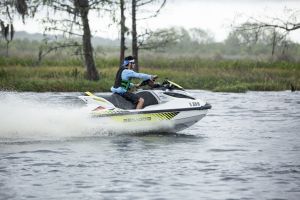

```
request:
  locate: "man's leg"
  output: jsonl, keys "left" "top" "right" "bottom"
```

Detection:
{"left": 136, "top": 98, "right": 144, "bottom": 109}
{"left": 122, "top": 92, "right": 143, "bottom": 109}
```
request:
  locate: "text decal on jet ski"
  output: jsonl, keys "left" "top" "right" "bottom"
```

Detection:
{"left": 189, "top": 101, "right": 201, "bottom": 107}
{"left": 124, "top": 117, "right": 151, "bottom": 122}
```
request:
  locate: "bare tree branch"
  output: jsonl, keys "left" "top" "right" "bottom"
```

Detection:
{"left": 136, "top": 0, "right": 166, "bottom": 20}
{"left": 38, "top": 41, "right": 82, "bottom": 64}
{"left": 235, "top": 10, "right": 300, "bottom": 33}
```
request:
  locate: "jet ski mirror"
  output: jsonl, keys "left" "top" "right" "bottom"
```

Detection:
{"left": 162, "top": 79, "right": 185, "bottom": 91}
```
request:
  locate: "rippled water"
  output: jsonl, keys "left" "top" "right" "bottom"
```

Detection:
{"left": 0, "top": 91, "right": 299, "bottom": 200}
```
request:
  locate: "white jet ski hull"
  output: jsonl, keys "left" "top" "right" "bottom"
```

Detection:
{"left": 89, "top": 106, "right": 209, "bottom": 133}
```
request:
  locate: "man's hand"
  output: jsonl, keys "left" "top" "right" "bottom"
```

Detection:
{"left": 151, "top": 75, "right": 158, "bottom": 81}
{"left": 129, "top": 84, "right": 139, "bottom": 92}
{"left": 134, "top": 83, "right": 140, "bottom": 88}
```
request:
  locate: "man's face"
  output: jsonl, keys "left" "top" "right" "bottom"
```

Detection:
{"left": 129, "top": 62, "right": 135, "bottom": 69}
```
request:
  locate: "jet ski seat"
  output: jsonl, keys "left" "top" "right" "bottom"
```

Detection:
{"left": 102, "top": 93, "right": 135, "bottom": 110}
{"left": 102, "top": 91, "right": 159, "bottom": 110}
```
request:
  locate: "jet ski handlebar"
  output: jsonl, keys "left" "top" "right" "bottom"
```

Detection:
{"left": 137, "top": 75, "right": 158, "bottom": 87}
{"left": 138, "top": 77, "right": 185, "bottom": 91}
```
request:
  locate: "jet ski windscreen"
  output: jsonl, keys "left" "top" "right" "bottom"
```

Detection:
{"left": 163, "top": 92, "right": 195, "bottom": 100}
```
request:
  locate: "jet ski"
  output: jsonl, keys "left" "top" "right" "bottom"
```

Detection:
{"left": 78, "top": 79, "right": 211, "bottom": 133}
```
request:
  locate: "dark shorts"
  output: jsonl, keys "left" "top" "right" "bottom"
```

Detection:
{"left": 121, "top": 92, "right": 140, "bottom": 105}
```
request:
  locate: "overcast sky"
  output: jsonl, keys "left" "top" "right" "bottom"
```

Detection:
{"left": 14, "top": 0, "right": 300, "bottom": 42}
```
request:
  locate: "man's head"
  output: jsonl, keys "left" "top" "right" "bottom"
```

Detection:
{"left": 123, "top": 56, "right": 135, "bottom": 69}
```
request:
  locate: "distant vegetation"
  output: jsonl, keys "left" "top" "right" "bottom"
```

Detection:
{"left": 0, "top": 29, "right": 299, "bottom": 92}
{"left": 2, "top": 28, "right": 300, "bottom": 63}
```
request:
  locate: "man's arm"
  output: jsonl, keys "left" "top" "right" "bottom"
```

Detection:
{"left": 122, "top": 69, "right": 152, "bottom": 80}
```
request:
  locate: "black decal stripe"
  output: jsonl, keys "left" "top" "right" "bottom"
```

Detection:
{"left": 165, "top": 113, "right": 172, "bottom": 119}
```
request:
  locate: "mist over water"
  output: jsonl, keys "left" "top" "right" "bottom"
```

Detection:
{"left": 0, "top": 92, "right": 108, "bottom": 139}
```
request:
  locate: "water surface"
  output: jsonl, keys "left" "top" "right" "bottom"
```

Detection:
{"left": 0, "top": 91, "right": 299, "bottom": 200}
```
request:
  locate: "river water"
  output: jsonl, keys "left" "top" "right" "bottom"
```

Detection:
{"left": 0, "top": 91, "right": 299, "bottom": 200}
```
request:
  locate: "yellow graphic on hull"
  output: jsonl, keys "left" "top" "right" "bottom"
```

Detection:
{"left": 93, "top": 112, "right": 179, "bottom": 123}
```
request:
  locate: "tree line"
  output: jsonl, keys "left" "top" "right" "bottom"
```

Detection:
{"left": 2, "top": 27, "right": 299, "bottom": 63}
{"left": 1, "top": 0, "right": 299, "bottom": 81}
{"left": 0, "top": 0, "right": 167, "bottom": 80}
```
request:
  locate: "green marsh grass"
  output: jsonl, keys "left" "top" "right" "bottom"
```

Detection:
{"left": 0, "top": 56, "right": 299, "bottom": 92}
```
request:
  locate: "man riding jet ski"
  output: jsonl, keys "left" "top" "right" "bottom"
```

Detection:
{"left": 78, "top": 57, "right": 211, "bottom": 132}
{"left": 111, "top": 56, "right": 157, "bottom": 109}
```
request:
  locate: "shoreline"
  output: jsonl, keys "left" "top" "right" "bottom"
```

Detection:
{"left": 1, "top": 58, "right": 299, "bottom": 93}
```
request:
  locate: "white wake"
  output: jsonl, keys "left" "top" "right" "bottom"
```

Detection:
{"left": 0, "top": 92, "right": 174, "bottom": 140}
{"left": 0, "top": 92, "right": 111, "bottom": 140}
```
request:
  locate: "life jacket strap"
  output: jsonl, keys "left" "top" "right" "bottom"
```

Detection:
{"left": 121, "top": 80, "right": 130, "bottom": 90}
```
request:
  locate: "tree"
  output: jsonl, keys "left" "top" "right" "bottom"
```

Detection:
{"left": 40, "top": 0, "right": 114, "bottom": 81}
{"left": 0, "top": 0, "right": 36, "bottom": 56}
{"left": 234, "top": 9, "right": 300, "bottom": 58}
{"left": 131, "top": 0, "right": 138, "bottom": 70}
{"left": 130, "top": 0, "right": 166, "bottom": 72}
{"left": 189, "top": 28, "right": 215, "bottom": 44}
{"left": 119, "top": 0, "right": 127, "bottom": 65}
{"left": 74, "top": 0, "right": 99, "bottom": 80}
{"left": 1, "top": 0, "right": 106, "bottom": 80}
{"left": 137, "top": 27, "right": 181, "bottom": 51}
{"left": 0, "top": 0, "right": 29, "bottom": 23}
{"left": 233, "top": 23, "right": 294, "bottom": 57}
{"left": 236, "top": 9, "right": 300, "bottom": 33}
